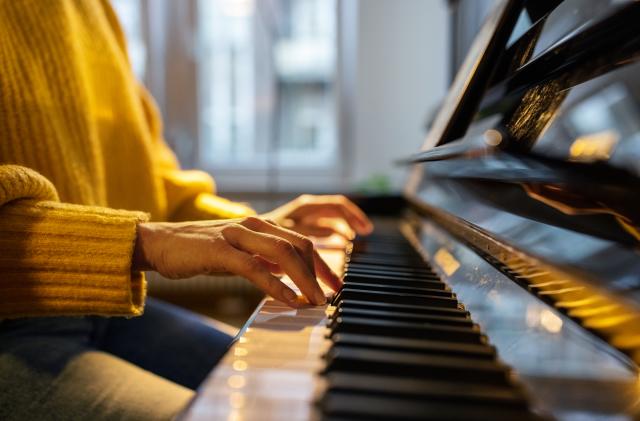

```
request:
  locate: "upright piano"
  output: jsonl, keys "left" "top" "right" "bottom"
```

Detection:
{"left": 181, "top": 0, "right": 640, "bottom": 419}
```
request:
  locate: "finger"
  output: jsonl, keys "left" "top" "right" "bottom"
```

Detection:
{"left": 254, "top": 255, "right": 283, "bottom": 275}
{"left": 290, "top": 201, "right": 373, "bottom": 235}
{"left": 300, "top": 217, "right": 355, "bottom": 239}
{"left": 223, "top": 224, "right": 326, "bottom": 305}
{"left": 292, "top": 224, "right": 338, "bottom": 238}
{"left": 221, "top": 245, "right": 300, "bottom": 307}
{"left": 313, "top": 250, "right": 342, "bottom": 292}
{"left": 332, "top": 196, "right": 373, "bottom": 234}
{"left": 241, "top": 217, "right": 316, "bottom": 277}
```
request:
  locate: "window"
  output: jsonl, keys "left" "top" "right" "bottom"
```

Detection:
{"left": 112, "top": 1, "right": 449, "bottom": 193}
{"left": 197, "top": 0, "right": 338, "bottom": 171}
{"left": 110, "top": 0, "right": 147, "bottom": 80}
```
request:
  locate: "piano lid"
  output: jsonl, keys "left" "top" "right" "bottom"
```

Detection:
{"left": 403, "top": 0, "right": 640, "bottom": 365}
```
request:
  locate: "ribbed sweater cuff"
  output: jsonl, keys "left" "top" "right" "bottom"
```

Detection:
{"left": 0, "top": 200, "right": 149, "bottom": 318}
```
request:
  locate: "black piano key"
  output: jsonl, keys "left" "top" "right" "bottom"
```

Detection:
{"left": 328, "top": 316, "right": 486, "bottom": 344}
{"left": 347, "top": 256, "right": 429, "bottom": 267}
{"left": 330, "top": 333, "right": 496, "bottom": 359}
{"left": 331, "top": 307, "right": 474, "bottom": 327}
{"left": 343, "top": 274, "right": 446, "bottom": 289}
{"left": 344, "top": 269, "right": 441, "bottom": 281}
{"left": 323, "top": 347, "right": 510, "bottom": 385}
{"left": 314, "top": 231, "right": 540, "bottom": 420}
{"left": 337, "top": 299, "right": 468, "bottom": 317}
{"left": 342, "top": 282, "right": 453, "bottom": 297}
{"left": 324, "top": 372, "right": 528, "bottom": 408}
{"left": 320, "top": 392, "right": 538, "bottom": 421}
{"left": 332, "top": 288, "right": 459, "bottom": 308}
{"left": 345, "top": 262, "right": 437, "bottom": 276}
{"left": 349, "top": 246, "right": 422, "bottom": 258}
{"left": 349, "top": 252, "right": 425, "bottom": 264}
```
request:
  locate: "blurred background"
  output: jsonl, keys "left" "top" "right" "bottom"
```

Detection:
{"left": 110, "top": 0, "right": 498, "bottom": 324}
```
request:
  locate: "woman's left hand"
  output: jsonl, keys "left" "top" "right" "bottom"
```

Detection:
{"left": 263, "top": 194, "right": 373, "bottom": 239}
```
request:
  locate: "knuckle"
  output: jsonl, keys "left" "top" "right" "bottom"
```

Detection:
{"left": 274, "top": 239, "right": 296, "bottom": 256}
{"left": 245, "top": 258, "right": 266, "bottom": 275}
{"left": 242, "top": 216, "right": 262, "bottom": 229}
{"left": 298, "top": 237, "right": 314, "bottom": 254}
{"left": 221, "top": 223, "right": 241, "bottom": 236}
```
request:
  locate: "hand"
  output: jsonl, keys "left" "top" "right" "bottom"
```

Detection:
{"left": 263, "top": 194, "right": 373, "bottom": 239}
{"left": 132, "top": 216, "right": 342, "bottom": 307}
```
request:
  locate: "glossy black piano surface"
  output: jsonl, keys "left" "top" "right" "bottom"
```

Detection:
{"left": 181, "top": 0, "right": 640, "bottom": 419}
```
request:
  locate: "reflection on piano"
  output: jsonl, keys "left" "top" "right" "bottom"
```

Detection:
{"left": 181, "top": 0, "right": 640, "bottom": 419}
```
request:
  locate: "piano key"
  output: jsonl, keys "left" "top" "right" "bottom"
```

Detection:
{"left": 344, "top": 273, "right": 446, "bottom": 288}
{"left": 349, "top": 252, "right": 426, "bottom": 264}
{"left": 327, "top": 316, "right": 486, "bottom": 343}
{"left": 323, "top": 372, "right": 528, "bottom": 407}
{"left": 332, "top": 288, "right": 460, "bottom": 308}
{"left": 349, "top": 246, "right": 422, "bottom": 257}
{"left": 344, "top": 269, "right": 441, "bottom": 282}
{"left": 342, "top": 281, "right": 453, "bottom": 297}
{"left": 337, "top": 299, "right": 468, "bottom": 317}
{"left": 347, "top": 255, "right": 429, "bottom": 267}
{"left": 319, "top": 392, "right": 538, "bottom": 420}
{"left": 323, "top": 347, "right": 510, "bottom": 385}
{"left": 331, "top": 307, "right": 474, "bottom": 327}
{"left": 345, "top": 262, "right": 437, "bottom": 275}
{"left": 330, "top": 333, "right": 496, "bottom": 359}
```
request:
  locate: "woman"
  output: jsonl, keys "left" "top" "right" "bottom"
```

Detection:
{"left": 0, "top": 1, "right": 372, "bottom": 419}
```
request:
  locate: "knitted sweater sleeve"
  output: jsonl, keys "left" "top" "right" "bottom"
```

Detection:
{"left": 0, "top": 165, "right": 148, "bottom": 318}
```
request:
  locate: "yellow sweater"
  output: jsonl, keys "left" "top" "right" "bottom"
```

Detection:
{"left": 0, "top": 0, "right": 254, "bottom": 318}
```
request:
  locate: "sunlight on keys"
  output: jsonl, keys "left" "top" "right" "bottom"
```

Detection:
{"left": 229, "top": 392, "right": 246, "bottom": 409}
{"left": 233, "top": 360, "right": 248, "bottom": 371}
{"left": 227, "top": 375, "right": 246, "bottom": 389}
{"left": 234, "top": 347, "right": 249, "bottom": 357}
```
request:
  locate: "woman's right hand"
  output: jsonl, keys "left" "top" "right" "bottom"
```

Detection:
{"left": 132, "top": 217, "right": 341, "bottom": 307}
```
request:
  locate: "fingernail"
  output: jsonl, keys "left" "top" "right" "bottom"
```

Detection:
{"left": 283, "top": 289, "right": 298, "bottom": 303}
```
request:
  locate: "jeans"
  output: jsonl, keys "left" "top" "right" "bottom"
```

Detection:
{"left": 0, "top": 298, "right": 234, "bottom": 421}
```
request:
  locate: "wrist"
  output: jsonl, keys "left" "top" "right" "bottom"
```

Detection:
{"left": 132, "top": 222, "right": 155, "bottom": 272}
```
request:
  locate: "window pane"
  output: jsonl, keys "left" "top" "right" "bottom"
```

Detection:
{"left": 198, "top": 0, "right": 337, "bottom": 169}
{"left": 111, "top": 0, "right": 147, "bottom": 80}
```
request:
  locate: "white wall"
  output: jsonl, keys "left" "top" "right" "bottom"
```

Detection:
{"left": 347, "top": 0, "right": 449, "bottom": 191}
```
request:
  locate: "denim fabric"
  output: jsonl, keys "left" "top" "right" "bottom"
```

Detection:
{"left": 0, "top": 298, "right": 234, "bottom": 421}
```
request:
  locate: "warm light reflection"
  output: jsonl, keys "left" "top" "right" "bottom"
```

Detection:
{"left": 497, "top": 252, "right": 640, "bottom": 364}
{"left": 569, "top": 130, "right": 618, "bottom": 162}
{"left": 229, "top": 392, "right": 246, "bottom": 409}
{"left": 227, "top": 375, "right": 247, "bottom": 389}
{"left": 434, "top": 248, "right": 460, "bottom": 276}
{"left": 483, "top": 129, "right": 503, "bottom": 146}
{"left": 227, "top": 411, "right": 242, "bottom": 421}
{"left": 540, "top": 309, "right": 563, "bottom": 333}
{"left": 234, "top": 347, "right": 249, "bottom": 357}
{"left": 526, "top": 306, "right": 563, "bottom": 333}
{"left": 233, "top": 360, "right": 248, "bottom": 371}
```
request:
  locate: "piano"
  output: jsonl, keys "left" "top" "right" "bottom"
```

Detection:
{"left": 181, "top": 0, "right": 640, "bottom": 419}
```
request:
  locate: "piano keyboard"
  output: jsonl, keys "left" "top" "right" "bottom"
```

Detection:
{"left": 181, "top": 226, "right": 542, "bottom": 420}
